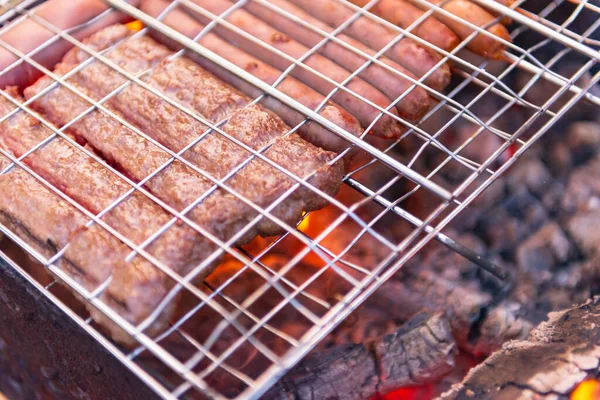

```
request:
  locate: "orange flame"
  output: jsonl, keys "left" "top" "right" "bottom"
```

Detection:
{"left": 126, "top": 20, "right": 144, "bottom": 32}
{"left": 297, "top": 212, "right": 311, "bottom": 233}
{"left": 571, "top": 380, "right": 600, "bottom": 400}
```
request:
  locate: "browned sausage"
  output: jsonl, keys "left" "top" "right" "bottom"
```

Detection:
{"left": 29, "top": 26, "right": 344, "bottom": 240}
{"left": 0, "top": 89, "right": 191, "bottom": 345}
{"left": 409, "top": 0, "right": 511, "bottom": 59}
{"left": 287, "top": 0, "right": 451, "bottom": 92}
{"left": 242, "top": 0, "right": 430, "bottom": 121}
{"left": 350, "top": 0, "right": 459, "bottom": 53}
{"left": 187, "top": 0, "right": 405, "bottom": 138}
{"left": 0, "top": 0, "right": 138, "bottom": 89}
{"left": 141, "top": 0, "right": 362, "bottom": 153}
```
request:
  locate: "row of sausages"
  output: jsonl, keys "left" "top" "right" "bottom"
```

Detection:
{"left": 352, "top": 0, "right": 514, "bottom": 59}
{"left": 0, "top": 0, "right": 516, "bottom": 345}
{"left": 0, "top": 0, "right": 514, "bottom": 153}
{"left": 144, "top": 0, "right": 442, "bottom": 141}
{"left": 0, "top": 25, "right": 345, "bottom": 345}
{"left": 139, "top": 0, "right": 513, "bottom": 147}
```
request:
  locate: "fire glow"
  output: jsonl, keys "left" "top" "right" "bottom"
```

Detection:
{"left": 376, "top": 386, "right": 435, "bottom": 400}
{"left": 125, "top": 20, "right": 144, "bottom": 32}
{"left": 571, "top": 380, "right": 600, "bottom": 400}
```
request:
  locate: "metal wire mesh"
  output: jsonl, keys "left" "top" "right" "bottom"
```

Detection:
{"left": 0, "top": 0, "right": 598, "bottom": 398}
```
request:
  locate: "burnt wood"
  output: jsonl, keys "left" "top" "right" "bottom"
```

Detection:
{"left": 439, "top": 297, "right": 600, "bottom": 400}
{"left": 367, "top": 270, "right": 532, "bottom": 356}
{"left": 265, "top": 312, "right": 457, "bottom": 400}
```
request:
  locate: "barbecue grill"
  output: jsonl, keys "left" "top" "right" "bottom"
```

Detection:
{"left": 0, "top": 0, "right": 598, "bottom": 398}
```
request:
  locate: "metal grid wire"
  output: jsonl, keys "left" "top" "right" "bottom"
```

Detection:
{"left": 0, "top": 0, "right": 598, "bottom": 398}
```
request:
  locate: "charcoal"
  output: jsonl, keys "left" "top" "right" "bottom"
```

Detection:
{"left": 439, "top": 297, "right": 600, "bottom": 400}
{"left": 561, "top": 157, "right": 600, "bottom": 215}
{"left": 566, "top": 210, "right": 600, "bottom": 257}
{"left": 266, "top": 312, "right": 456, "bottom": 400}
{"left": 547, "top": 142, "right": 572, "bottom": 176}
{"left": 322, "top": 304, "right": 401, "bottom": 349}
{"left": 374, "top": 270, "right": 490, "bottom": 347}
{"left": 424, "top": 233, "right": 488, "bottom": 281}
{"left": 468, "top": 300, "right": 532, "bottom": 356}
{"left": 477, "top": 207, "right": 525, "bottom": 253}
{"left": 375, "top": 313, "right": 457, "bottom": 394}
{"left": 515, "top": 222, "right": 573, "bottom": 282}
{"left": 506, "top": 158, "right": 552, "bottom": 197}
{"left": 368, "top": 269, "right": 531, "bottom": 355}
{"left": 541, "top": 180, "right": 567, "bottom": 215}
{"left": 478, "top": 187, "right": 549, "bottom": 253}
{"left": 508, "top": 260, "right": 591, "bottom": 326}
{"left": 504, "top": 187, "right": 548, "bottom": 228}
{"left": 566, "top": 121, "right": 600, "bottom": 164}
{"left": 452, "top": 176, "right": 507, "bottom": 231}
{"left": 582, "top": 256, "right": 600, "bottom": 297}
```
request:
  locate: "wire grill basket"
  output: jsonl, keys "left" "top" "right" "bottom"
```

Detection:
{"left": 0, "top": 0, "right": 598, "bottom": 398}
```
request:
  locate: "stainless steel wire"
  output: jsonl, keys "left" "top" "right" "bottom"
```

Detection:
{"left": 0, "top": 0, "right": 597, "bottom": 398}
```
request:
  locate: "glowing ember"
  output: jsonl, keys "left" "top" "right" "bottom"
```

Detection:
{"left": 507, "top": 142, "right": 518, "bottom": 158}
{"left": 371, "top": 385, "right": 435, "bottom": 400}
{"left": 125, "top": 20, "right": 144, "bottom": 32}
{"left": 297, "top": 212, "right": 311, "bottom": 232}
{"left": 571, "top": 380, "right": 600, "bottom": 400}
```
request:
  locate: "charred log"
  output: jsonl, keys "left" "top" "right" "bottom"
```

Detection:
{"left": 366, "top": 269, "right": 531, "bottom": 356}
{"left": 439, "top": 297, "right": 600, "bottom": 400}
{"left": 265, "top": 312, "right": 456, "bottom": 400}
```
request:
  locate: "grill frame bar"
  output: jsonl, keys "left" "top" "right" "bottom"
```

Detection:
{"left": 0, "top": 0, "right": 597, "bottom": 398}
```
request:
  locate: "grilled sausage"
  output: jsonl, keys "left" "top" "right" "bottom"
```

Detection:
{"left": 187, "top": 0, "right": 404, "bottom": 138}
{"left": 141, "top": 0, "right": 362, "bottom": 153}
{"left": 0, "top": 90, "right": 201, "bottom": 345}
{"left": 286, "top": 0, "right": 451, "bottom": 92}
{"left": 27, "top": 25, "right": 344, "bottom": 239}
{"left": 0, "top": 0, "right": 139, "bottom": 88}
{"left": 409, "top": 0, "right": 511, "bottom": 59}
{"left": 0, "top": 86, "right": 213, "bottom": 280}
{"left": 241, "top": 0, "right": 430, "bottom": 121}
{"left": 349, "top": 0, "right": 459, "bottom": 53}
{"left": 0, "top": 167, "right": 169, "bottom": 346}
